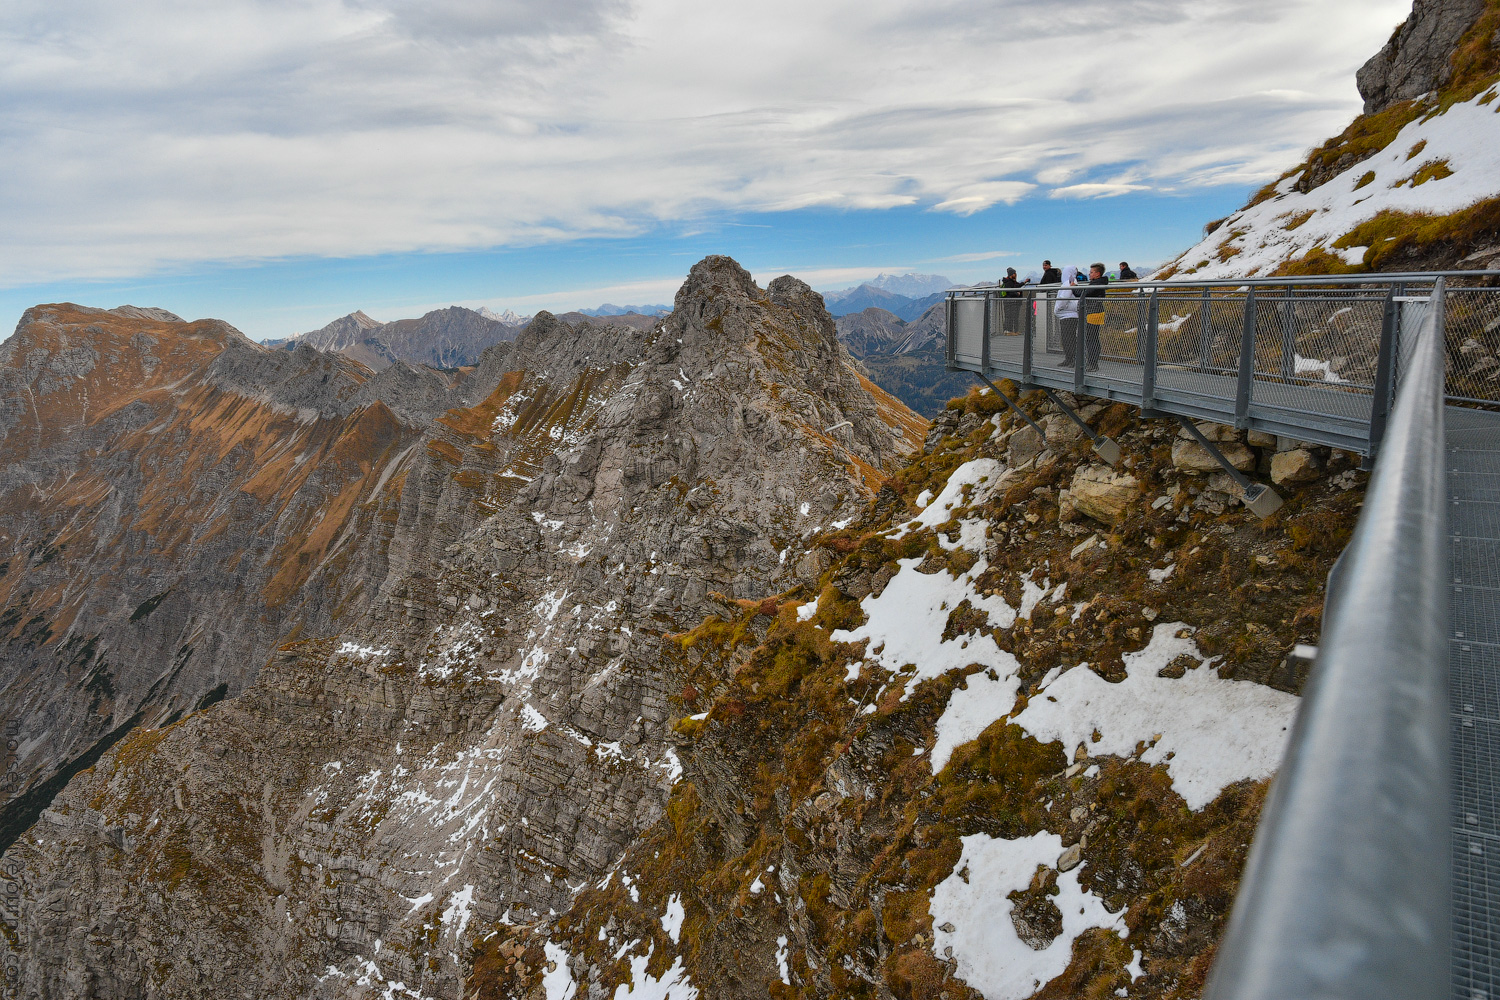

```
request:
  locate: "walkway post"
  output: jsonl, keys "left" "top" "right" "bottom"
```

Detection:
{"left": 1142, "top": 290, "right": 1160, "bottom": 413}
{"left": 1021, "top": 290, "right": 1035, "bottom": 384}
{"left": 1200, "top": 287, "right": 1212, "bottom": 371}
{"left": 1368, "top": 286, "right": 1399, "bottom": 461}
{"left": 1235, "top": 288, "right": 1257, "bottom": 426}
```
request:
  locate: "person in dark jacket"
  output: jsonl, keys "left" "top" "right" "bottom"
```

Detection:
{"left": 1081, "top": 262, "right": 1110, "bottom": 371}
{"left": 1040, "top": 260, "right": 1062, "bottom": 285}
{"left": 1119, "top": 261, "right": 1139, "bottom": 281}
{"left": 999, "top": 267, "right": 1028, "bottom": 333}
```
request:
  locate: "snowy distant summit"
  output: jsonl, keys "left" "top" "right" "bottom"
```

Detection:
{"left": 1163, "top": 0, "right": 1500, "bottom": 278}
{"left": 826, "top": 272, "right": 954, "bottom": 301}
{"left": 477, "top": 306, "right": 530, "bottom": 326}
{"left": 823, "top": 274, "right": 956, "bottom": 322}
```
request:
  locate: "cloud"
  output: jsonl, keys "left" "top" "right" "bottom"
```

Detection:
{"left": 0, "top": 0, "right": 1412, "bottom": 284}
{"left": 1050, "top": 183, "right": 1152, "bottom": 200}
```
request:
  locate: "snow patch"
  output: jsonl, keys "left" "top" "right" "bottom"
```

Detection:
{"left": 831, "top": 557, "right": 1020, "bottom": 697}
{"left": 931, "top": 670, "right": 1016, "bottom": 773}
{"left": 930, "top": 832, "right": 1125, "bottom": 1000}
{"left": 1012, "top": 623, "right": 1299, "bottom": 810}
{"left": 613, "top": 948, "right": 699, "bottom": 999}
{"left": 660, "top": 894, "right": 685, "bottom": 944}
{"left": 543, "top": 942, "right": 578, "bottom": 1000}
{"left": 896, "top": 459, "right": 1004, "bottom": 538}
{"left": 442, "top": 885, "right": 475, "bottom": 938}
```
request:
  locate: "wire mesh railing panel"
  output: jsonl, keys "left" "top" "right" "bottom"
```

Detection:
{"left": 1397, "top": 299, "right": 1432, "bottom": 392}
{"left": 951, "top": 297, "right": 985, "bottom": 365}
{"left": 1444, "top": 289, "right": 1500, "bottom": 404}
{"left": 1248, "top": 294, "right": 1386, "bottom": 391}
{"left": 1097, "top": 296, "right": 1146, "bottom": 364}
{"left": 943, "top": 276, "right": 1500, "bottom": 457}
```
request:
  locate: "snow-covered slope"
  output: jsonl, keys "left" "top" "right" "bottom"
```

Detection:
{"left": 1167, "top": 86, "right": 1500, "bottom": 278}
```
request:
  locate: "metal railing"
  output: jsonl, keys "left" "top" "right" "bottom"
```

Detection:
{"left": 1202, "top": 280, "right": 1451, "bottom": 999}
{"left": 945, "top": 272, "right": 1500, "bottom": 457}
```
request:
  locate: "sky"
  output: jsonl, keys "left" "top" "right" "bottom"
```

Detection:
{"left": 0, "top": 0, "right": 1411, "bottom": 341}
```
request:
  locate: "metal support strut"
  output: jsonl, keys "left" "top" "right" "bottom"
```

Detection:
{"left": 1176, "top": 416, "right": 1284, "bottom": 518}
{"left": 1040, "top": 388, "right": 1122, "bottom": 466}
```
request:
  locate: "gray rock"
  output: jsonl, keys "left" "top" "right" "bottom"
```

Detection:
{"left": 0, "top": 258, "right": 926, "bottom": 1000}
{"left": 1357, "top": 0, "right": 1489, "bottom": 114}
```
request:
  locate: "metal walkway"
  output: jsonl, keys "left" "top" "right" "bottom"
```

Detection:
{"left": 1451, "top": 405, "right": 1500, "bottom": 1000}
{"left": 947, "top": 274, "right": 1500, "bottom": 460}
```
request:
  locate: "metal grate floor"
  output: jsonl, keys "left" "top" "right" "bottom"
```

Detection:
{"left": 1451, "top": 406, "right": 1500, "bottom": 1000}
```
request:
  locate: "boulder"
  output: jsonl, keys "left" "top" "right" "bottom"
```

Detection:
{"left": 1177, "top": 421, "right": 1240, "bottom": 442}
{"left": 1272, "top": 448, "right": 1323, "bottom": 485}
{"left": 1070, "top": 464, "right": 1139, "bottom": 525}
{"left": 1172, "top": 439, "right": 1255, "bottom": 473}
{"left": 1008, "top": 425, "right": 1044, "bottom": 467}
{"left": 1043, "top": 412, "right": 1085, "bottom": 449}
{"left": 1247, "top": 430, "right": 1277, "bottom": 448}
{"left": 1057, "top": 488, "right": 1077, "bottom": 523}
{"left": 1207, "top": 472, "right": 1246, "bottom": 499}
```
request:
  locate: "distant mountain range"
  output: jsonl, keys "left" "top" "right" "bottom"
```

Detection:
{"left": 826, "top": 272, "right": 954, "bottom": 299}
{"left": 578, "top": 303, "right": 671, "bottom": 317}
{"left": 822, "top": 273, "right": 958, "bottom": 322}
{"left": 267, "top": 303, "right": 669, "bottom": 371}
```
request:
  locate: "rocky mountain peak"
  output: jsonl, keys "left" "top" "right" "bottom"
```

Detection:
{"left": 1358, "top": 0, "right": 1489, "bottom": 114}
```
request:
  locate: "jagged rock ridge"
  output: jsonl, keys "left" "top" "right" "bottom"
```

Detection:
{"left": 0, "top": 257, "right": 924, "bottom": 998}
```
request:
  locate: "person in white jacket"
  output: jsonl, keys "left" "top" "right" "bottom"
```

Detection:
{"left": 1054, "top": 265, "right": 1081, "bottom": 367}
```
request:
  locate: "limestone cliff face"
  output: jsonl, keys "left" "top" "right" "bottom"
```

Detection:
{"left": 1, "top": 257, "right": 924, "bottom": 998}
{"left": 0, "top": 304, "right": 460, "bottom": 846}
{"left": 1358, "top": 0, "right": 1490, "bottom": 114}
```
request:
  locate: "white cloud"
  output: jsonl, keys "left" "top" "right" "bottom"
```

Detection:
{"left": 1049, "top": 183, "right": 1152, "bottom": 200}
{"left": 0, "top": 0, "right": 1411, "bottom": 283}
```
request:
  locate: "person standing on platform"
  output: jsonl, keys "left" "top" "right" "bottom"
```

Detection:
{"left": 1082, "top": 263, "right": 1110, "bottom": 371}
{"left": 1119, "top": 261, "right": 1139, "bottom": 281}
{"left": 1000, "top": 267, "right": 1028, "bottom": 333}
{"left": 1040, "top": 260, "right": 1062, "bottom": 285}
{"left": 1054, "top": 266, "right": 1080, "bottom": 366}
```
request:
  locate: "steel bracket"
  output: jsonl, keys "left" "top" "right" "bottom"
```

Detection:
{"left": 1176, "top": 416, "right": 1284, "bottom": 518}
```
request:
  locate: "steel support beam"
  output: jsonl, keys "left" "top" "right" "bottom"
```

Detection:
{"left": 1039, "top": 388, "right": 1122, "bottom": 466}
{"left": 1176, "top": 416, "right": 1284, "bottom": 518}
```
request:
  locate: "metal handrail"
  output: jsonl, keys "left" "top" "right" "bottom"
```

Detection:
{"left": 1204, "top": 280, "right": 1451, "bottom": 999}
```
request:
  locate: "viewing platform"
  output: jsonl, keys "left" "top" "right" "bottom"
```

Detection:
{"left": 950, "top": 273, "right": 1500, "bottom": 1000}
